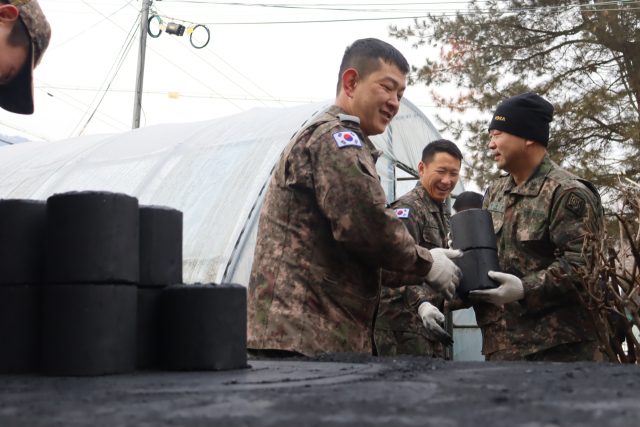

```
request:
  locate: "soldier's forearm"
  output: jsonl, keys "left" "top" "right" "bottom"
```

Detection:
{"left": 520, "top": 258, "right": 582, "bottom": 313}
{"left": 381, "top": 269, "right": 423, "bottom": 289}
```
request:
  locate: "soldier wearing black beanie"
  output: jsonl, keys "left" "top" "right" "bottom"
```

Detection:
{"left": 469, "top": 92, "right": 605, "bottom": 363}
{"left": 487, "top": 92, "right": 554, "bottom": 146}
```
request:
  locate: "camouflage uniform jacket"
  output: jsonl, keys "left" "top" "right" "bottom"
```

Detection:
{"left": 247, "top": 105, "right": 434, "bottom": 356}
{"left": 375, "top": 182, "right": 449, "bottom": 346}
{"left": 477, "top": 154, "right": 602, "bottom": 357}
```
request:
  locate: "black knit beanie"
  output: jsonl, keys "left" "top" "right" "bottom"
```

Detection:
{"left": 487, "top": 92, "right": 554, "bottom": 146}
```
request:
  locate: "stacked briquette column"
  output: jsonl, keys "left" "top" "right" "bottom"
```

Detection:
{"left": 42, "top": 192, "right": 139, "bottom": 376}
{"left": 136, "top": 205, "right": 248, "bottom": 372}
{"left": 0, "top": 190, "right": 248, "bottom": 377}
{"left": 0, "top": 200, "right": 46, "bottom": 374}
{"left": 136, "top": 205, "right": 183, "bottom": 370}
{"left": 450, "top": 209, "right": 502, "bottom": 298}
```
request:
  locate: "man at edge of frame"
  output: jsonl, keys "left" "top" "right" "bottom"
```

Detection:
{"left": 0, "top": 0, "right": 51, "bottom": 115}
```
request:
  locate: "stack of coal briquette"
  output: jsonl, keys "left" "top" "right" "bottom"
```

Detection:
{"left": 450, "top": 208, "right": 501, "bottom": 298}
{"left": 0, "top": 191, "right": 248, "bottom": 376}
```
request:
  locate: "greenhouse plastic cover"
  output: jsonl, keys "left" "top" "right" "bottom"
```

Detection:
{"left": 0, "top": 98, "right": 462, "bottom": 286}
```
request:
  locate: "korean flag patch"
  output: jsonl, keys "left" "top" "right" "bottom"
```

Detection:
{"left": 333, "top": 131, "right": 363, "bottom": 148}
{"left": 395, "top": 208, "right": 410, "bottom": 218}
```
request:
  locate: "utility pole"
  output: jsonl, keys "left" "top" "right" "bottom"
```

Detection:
{"left": 132, "top": 0, "right": 151, "bottom": 129}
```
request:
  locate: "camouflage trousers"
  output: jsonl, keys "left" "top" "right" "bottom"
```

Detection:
{"left": 486, "top": 340, "right": 603, "bottom": 362}
{"left": 375, "top": 329, "right": 443, "bottom": 358}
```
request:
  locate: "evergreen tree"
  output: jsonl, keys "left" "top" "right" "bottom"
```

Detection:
{"left": 391, "top": 0, "right": 639, "bottom": 204}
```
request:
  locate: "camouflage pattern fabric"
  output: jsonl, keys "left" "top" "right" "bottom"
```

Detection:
{"left": 477, "top": 154, "right": 602, "bottom": 360}
{"left": 12, "top": 0, "right": 51, "bottom": 65}
{"left": 374, "top": 182, "right": 449, "bottom": 358}
{"left": 375, "top": 329, "right": 440, "bottom": 358}
{"left": 247, "top": 105, "right": 435, "bottom": 356}
{"left": 486, "top": 340, "right": 603, "bottom": 362}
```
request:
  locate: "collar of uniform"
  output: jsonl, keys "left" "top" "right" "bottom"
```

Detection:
{"left": 508, "top": 154, "right": 552, "bottom": 196}
{"left": 329, "top": 105, "right": 383, "bottom": 162}
{"left": 414, "top": 181, "right": 449, "bottom": 214}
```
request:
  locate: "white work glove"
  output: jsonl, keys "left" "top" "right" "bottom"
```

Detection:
{"left": 468, "top": 271, "right": 524, "bottom": 305}
{"left": 418, "top": 301, "right": 453, "bottom": 346}
{"left": 425, "top": 248, "right": 463, "bottom": 301}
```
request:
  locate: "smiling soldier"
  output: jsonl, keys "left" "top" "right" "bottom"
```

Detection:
{"left": 375, "top": 140, "right": 463, "bottom": 358}
{"left": 247, "top": 38, "right": 463, "bottom": 357}
{"left": 0, "top": 0, "right": 51, "bottom": 115}
{"left": 471, "top": 92, "right": 604, "bottom": 362}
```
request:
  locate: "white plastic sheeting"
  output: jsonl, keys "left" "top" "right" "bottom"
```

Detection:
{"left": 0, "top": 98, "right": 448, "bottom": 286}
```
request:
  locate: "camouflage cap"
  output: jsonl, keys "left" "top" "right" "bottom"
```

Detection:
{"left": 0, "top": 0, "right": 51, "bottom": 115}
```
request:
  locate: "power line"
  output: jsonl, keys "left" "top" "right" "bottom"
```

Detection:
{"left": 36, "top": 78, "right": 131, "bottom": 129}
{"left": 144, "top": 4, "right": 270, "bottom": 107}
{"left": 36, "top": 84, "right": 129, "bottom": 132}
{"left": 0, "top": 121, "right": 52, "bottom": 141}
{"left": 33, "top": 85, "right": 440, "bottom": 107}
{"left": 78, "top": 20, "right": 140, "bottom": 135}
{"left": 44, "top": 0, "right": 640, "bottom": 24}
{"left": 161, "top": 0, "right": 640, "bottom": 12}
{"left": 71, "top": 6, "right": 140, "bottom": 136}
{"left": 47, "top": 0, "right": 137, "bottom": 52}
{"left": 35, "top": 85, "right": 325, "bottom": 103}
{"left": 149, "top": 3, "right": 285, "bottom": 107}
{"left": 87, "top": 4, "right": 246, "bottom": 112}
{"left": 194, "top": 7, "right": 640, "bottom": 24}
{"left": 69, "top": 3, "right": 141, "bottom": 136}
{"left": 202, "top": 48, "right": 286, "bottom": 106}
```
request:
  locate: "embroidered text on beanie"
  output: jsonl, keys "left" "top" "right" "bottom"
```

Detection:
{"left": 487, "top": 92, "right": 554, "bottom": 146}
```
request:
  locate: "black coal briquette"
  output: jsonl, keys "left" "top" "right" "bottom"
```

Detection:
{"left": 160, "top": 283, "right": 248, "bottom": 371}
{"left": 454, "top": 248, "right": 501, "bottom": 298}
{"left": 450, "top": 208, "right": 498, "bottom": 251}
{"left": 139, "top": 206, "right": 183, "bottom": 285}
{"left": 0, "top": 199, "right": 46, "bottom": 284}
{"left": 41, "top": 284, "right": 136, "bottom": 376}
{"left": 0, "top": 285, "right": 40, "bottom": 373}
{"left": 45, "top": 191, "right": 139, "bottom": 284}
{"left": 136, "top": 286, "right": 165, "bottom": 370}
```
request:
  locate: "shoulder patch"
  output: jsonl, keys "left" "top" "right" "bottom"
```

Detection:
{"left": 337, "top": 113, "right": 360, "bottom": 125}
{"left": 395, "top": 208, "right": 410, "bottom": 218}
{"left": 332, "top": 131, "right": 363, "bottom": 148}
{"left": 565, "top": 192, "right": 586, "bottom": 216}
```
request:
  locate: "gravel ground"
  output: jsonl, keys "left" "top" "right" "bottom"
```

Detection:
{"left": 0, "top": 353, "right": 638, "bottom": 427}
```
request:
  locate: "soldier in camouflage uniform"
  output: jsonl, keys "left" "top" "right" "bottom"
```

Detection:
{"left": 0, "top": 0, "right": 51, "bottom": 114}
{"left": 470, "top": 93, "right": 603, "bottom": 362}
{"left": 375, "top": 139, "right": 463, "bottom": 358}
{"left": 247, "top": 39, "right": 463, "bottom": 357}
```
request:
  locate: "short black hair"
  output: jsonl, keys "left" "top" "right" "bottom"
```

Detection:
{"left": 453, "top": 191, "right": 483, "bottom": 212}
{"left": 336, "top": 38, "right": 409, "bottom": 96}
{"left": 421, "top": 139, "right": 463, "bottom": 166}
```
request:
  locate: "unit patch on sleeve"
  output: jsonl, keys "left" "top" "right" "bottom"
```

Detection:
{"left": 565, "top": 192, "right": 586, "bottom": 216}
{"left": 332, "top": 131, "right": 363, "bottom": 148}
{"left": 394, "top": 208, "right": 410, "bottom": 218}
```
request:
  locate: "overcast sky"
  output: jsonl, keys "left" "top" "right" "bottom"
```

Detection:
{"left": 0, "top": 0, "right": 486, "bottom": 188}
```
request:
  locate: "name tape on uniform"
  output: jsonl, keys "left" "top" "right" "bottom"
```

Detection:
{"left": 333, "top": 131, "right": 362, "bottom": 148}
{"left": 395, "top": 208, "right": 410, "bottom": 218}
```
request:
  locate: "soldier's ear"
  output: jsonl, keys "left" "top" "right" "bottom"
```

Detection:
{"left": 524, "top": 139, "right": 537, "bottom": 147}
{"left": 418, "top": 161, "right": 426, "bottom": 177}
{"left": 341, "top": 69, "right": 359, "bottom": 98}
{"left": 0, "top": 4, "right": 20, "bottom": 23}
